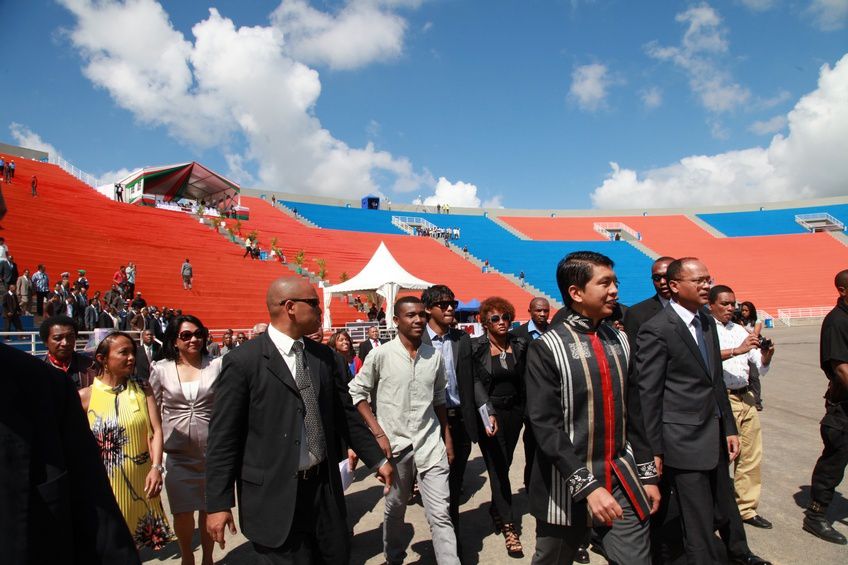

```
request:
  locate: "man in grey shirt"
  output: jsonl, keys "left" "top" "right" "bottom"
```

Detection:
{"left": 349, "top": 296, "right": 460, "bottom": 565}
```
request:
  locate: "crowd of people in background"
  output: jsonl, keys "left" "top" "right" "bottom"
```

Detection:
{"left": 4, "top": 248, "right": 848, "bottom": 565}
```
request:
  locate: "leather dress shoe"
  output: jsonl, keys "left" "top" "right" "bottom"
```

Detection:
{"left": 730, "top": 553, "right": 771, "bottom": 565}
{"left": 803, "top": 515, "right": 848, "bottom": 545}
{"left": 574, "top": 545, "right": 590, "bottom": 564}
{"left": 743, "top": 515, "right": 773, "bottom": 529}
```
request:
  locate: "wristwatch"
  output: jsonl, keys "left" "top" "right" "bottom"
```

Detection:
{"left": 152, "top": 464, "right": 165, "bottom": 473}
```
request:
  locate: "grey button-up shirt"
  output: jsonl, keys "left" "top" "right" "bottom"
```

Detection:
{"left": 349, "top": 337, "right": 447, "bottom": 471}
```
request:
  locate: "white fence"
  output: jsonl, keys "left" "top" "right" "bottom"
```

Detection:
{"left": 593, "top": 222, "right": 642, "bottom": 241}
{"left": 776, "top": 306, "right": 831, "bottom": 326}
{"left": 48, "top": 154, "right": 99, "bottom": 188}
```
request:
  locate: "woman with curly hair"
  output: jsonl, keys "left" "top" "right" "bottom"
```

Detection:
{"left": 328, "top": 329, "right": 362, "bottom": 378}
{"left": 79, "top": 331, "right": 174, "bottom": 551}
{"left": 472, "top": 296, "right": 528, "bottom": 556}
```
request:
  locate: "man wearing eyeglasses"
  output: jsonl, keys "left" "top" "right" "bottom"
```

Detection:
{"left": 206, "top": 277, "right": 393, "bottom": 563}
{"left": 635, "top": 258, "right": 770, "bottom": 565}
{"left": 420, "top": 284, "right": 496, "bottom": 556}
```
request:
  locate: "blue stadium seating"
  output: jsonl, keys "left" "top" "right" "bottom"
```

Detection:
{"left": 697, "top": 204, "right": 848, "bottom": 237}
{"left": 282, "top": 200, "right": 656, "bottom": 304}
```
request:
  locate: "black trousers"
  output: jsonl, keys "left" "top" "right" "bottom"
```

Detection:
{"left": 523, "top": 418, "right": 537, "bottom": 491}
{"left": 252, "top": 464, "right": 349, "bottom": 565}
{"left": 811, "top": 402, "right": 848, "bottom": 509}
{"left": 5, "top": 314, "right": 22, "bottom": 333}
{"left": 36, "top": 291, "right": 48, "bottom": 316}
{"left": 748, "top": 365, "right": 762, "bottom": 406}
{"left": 448, "top": 410, "right": 473, "bottom": 536}
{"left": 479, "top": 400, "right": 524, "bottom": 524}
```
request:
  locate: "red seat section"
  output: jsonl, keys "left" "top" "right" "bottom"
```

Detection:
{"left": 0, "top": 155, "right": 358, "bottom": 328}
{"left": 500, "top": 214, "right": 846, "bottom": 313}
{"left": 234, "top": 197, "right": 538, "bottom": 316}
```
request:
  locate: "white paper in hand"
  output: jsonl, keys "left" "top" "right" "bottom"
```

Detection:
{"left": 478, "top": 404, "right": 494, "bottom": 433}
{"left": 339, "top": 459, "right": 355, "bottom": 492}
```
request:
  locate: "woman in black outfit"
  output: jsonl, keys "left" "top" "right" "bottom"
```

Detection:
{"left": 472, "top": 296, "right": 528, "bottom": 556}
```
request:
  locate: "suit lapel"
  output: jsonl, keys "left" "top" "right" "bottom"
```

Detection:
{"left": 261, "top": 333, "right": 299, "bottom": 395}
{"left": 667, "top": 308, "right": 711, "bottom": 379}
{"left": 448, "top": 329, "right": 460, "bottom": 369}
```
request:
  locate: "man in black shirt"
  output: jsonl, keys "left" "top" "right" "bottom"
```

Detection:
{"left": 804, "top": 269, "right": 848, "bottom": 545}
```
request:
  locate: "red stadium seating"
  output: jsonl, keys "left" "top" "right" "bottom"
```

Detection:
{"left": 501, "top": 214, "right": 845, "bottom": 313}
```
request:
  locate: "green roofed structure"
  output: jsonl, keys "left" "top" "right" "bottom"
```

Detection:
{"left": 115, "top": 162, "right": 241, "bottom": 210}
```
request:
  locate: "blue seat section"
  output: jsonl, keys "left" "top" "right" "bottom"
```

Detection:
{"left": 280, "top": 201, "right": 406, "bottom": 234}
{"left": 697, "top": 204, "right": 848, "bottom": 237}
{"left": 280, "top": 200, "right": 654, "bottom": 304}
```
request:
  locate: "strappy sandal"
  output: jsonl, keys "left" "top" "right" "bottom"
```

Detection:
{"left": 502, "top": 524, "right": 524, "bottom": 556}
{"left": 489, "top": 505, "right": 504, "bottom": 534}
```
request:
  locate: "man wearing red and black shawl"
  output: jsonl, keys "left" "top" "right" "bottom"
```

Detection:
{"left": 526, "top": 251, "right": 660, "bottom": 565}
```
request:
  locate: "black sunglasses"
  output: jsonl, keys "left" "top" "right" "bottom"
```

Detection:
{"left": 178, "top": 329, "right": 208, "bottom": 342}
{"left": 651, "top": 273, "right": 668, "bottom": 282}
{"left": 432, "top": 300, "right": 458, "bottom": 310}
{"left": 280, "top": 297, "right": 321, "bottom": 308}
{"left": 489, "top": 314, "right": 512, "bottom": 324}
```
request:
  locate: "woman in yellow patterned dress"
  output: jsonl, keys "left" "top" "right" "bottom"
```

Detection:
{"left": 80, "top": 331, "right": 175, "bottom": 550}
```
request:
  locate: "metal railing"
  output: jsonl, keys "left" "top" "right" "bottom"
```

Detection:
{"left": 593, "top": 222, "right": 642, "bottom": 241}
{"left": 776, "top": 306, "right": 831, "bottom": 326}
{"left": 48, "top": 154, "right": 99, "bottom": 188}
{"left": 392, "top": 215, "right": 440, "bottom": 235}
{"left": 795, "top": 212, "right": 845, "bottom": 232}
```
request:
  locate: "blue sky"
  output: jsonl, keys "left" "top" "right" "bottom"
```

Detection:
{"left": 2, "top": 1, "right": 846, "bottom": 209}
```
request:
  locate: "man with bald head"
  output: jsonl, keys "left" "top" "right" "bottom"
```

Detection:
{"left": 206, "top": 277, "right": 392, "bottom": 563}
{"left": 804, "top": 269, "right": 848, "bottom": 545}
{"left": 623, "top": 256, "right": 675, "bottom": 350}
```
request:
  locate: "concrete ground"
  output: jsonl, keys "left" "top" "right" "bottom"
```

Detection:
{"left": 142, "top": 324, "right": 847, "bottom": 564}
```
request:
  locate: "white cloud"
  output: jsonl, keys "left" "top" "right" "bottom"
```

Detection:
{"left": 569, "top": 63, "right": 612, "bottom": 112}
{"left": 748, "top": 115, "right": 787, "bottom": 135}
{"left": 590, "top": 53, "right": 848, "bottom": 208}
{"left": 640, "top": 86, "right": 663, "bottom": 109}
{"left": 94, "top": 167, "right": 136, "bottom": 186}
{"left": 646, "top": 4, "right": 751, "bottom": 113}
{"left": 58, "top": 0, "right": 431, "bottom": 201}
{"left": 413, "top": 177, "right": 495, "bottom": 208}
{"left": 271, "top": 0, "right": 408, "bottom": 70}
{"left": 9, "top": 122, "right": 61, "bottom": 158}
{"left": 807, "top": 0, "right": 848, "bottom": 31}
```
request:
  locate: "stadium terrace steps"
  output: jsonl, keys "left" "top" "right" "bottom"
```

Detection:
{"left": 697, "top": 204, "right": 848, "bottom": 237}
{"left": 0, "top": 155, "right": 351, "bottom": 329}
{"left": 233, "top": 197, "right": 539, "bottom": 319}
{"left": 502, "top": 214, "right": 845, "bottom": 313}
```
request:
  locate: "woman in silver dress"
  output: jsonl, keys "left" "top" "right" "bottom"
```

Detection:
{"left": 150, "top": 314, "right": 222, "bottom": 565}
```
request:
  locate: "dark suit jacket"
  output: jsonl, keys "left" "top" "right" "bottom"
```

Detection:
{"left": 0, "top": 344, "right": 139, "bottom": 564}
{"left": 634, "top": 305, "right": 737, "bottom": 471}
{"left": 421, "top": 327, "right": 490, "bottom": 442}
{"left": 205, "top": 332, "right": 384, "bottom": 548}
{"left": 471, "top": 334, "right": 528, "bottom": 405}
{"left": 4, "top": 291, "right": 20, "bottom": 316}
{"left": 134, "top": 342, "right": 161, "bottom": 382}
{"left": 622, "top": 294, "right": 665, "bottom": 352}
{"left": 357, "top": 337, "right": 387, "bottom": 361}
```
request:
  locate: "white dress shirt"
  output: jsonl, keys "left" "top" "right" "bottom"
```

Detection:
{"left": 713, "top": 318, "right": 770, "bottom": 390}
{"left": 267, "top": 324, "right": 321, "bottom": 471}
{"left": 669, "top": 299, "right": 698, "bottom": 342}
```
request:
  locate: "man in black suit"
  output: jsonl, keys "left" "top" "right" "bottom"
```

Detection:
{"left": 509, "top": 296, "right": 550, "bottom": 493}
{"left": 635, "top": 258, "right": 769, "bottom": 565}
{"left": 134, "top": 329, "right": 161, "bottom": 382}
{"left": 0, "top": 343, "right": 140, "bottom": 564}
{"left": 623, "top": 256, "right": 675, "bottom": 348}
{"left": 205, "top": 277, "right": 392, "bottom": 563}
{"left": 420, "top": 284, "right": 496, "bottom": 555}
{"left": 357, "top": 324, "right": 386, "bottom": 361}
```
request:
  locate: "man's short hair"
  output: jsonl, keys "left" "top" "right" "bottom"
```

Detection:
{"left": 421, "top": 285, "right": 455, "bottom": 308}
{"left": 708, "top": 284, "right": 734, "bottom": 303}
{"left": 556, "top": 251, "right": 615, "bottom": 306}
{"left": 39, "top": 315, "right": 77, "bottom": 342}
{"left": 665, "top": 257, "right": 699, "bottom": 283}
{"left": 394, "top": 296, "right": 425, "bottom": 316}
{"left": 835, "top": 269, "right": 848, "bottom": 289}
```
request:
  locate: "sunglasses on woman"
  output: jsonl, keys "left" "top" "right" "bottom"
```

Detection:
{"left": 488, "top": 314, "right": 512, "bottom": 324}
{"left": 178, "top": 329, "right": 208, "bottom": 341}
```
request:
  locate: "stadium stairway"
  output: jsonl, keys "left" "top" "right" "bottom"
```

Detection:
{"left": 697, "top": 204, "right": 848, "bottom": 237}
{"left": 230, "top": 197, "right": 540, "bottom": 317}
{"left": 500, "top": 214, "right": 847, "bottom": 313}
{"left": 0, "top": 155, "right": 355, "bottom": 329}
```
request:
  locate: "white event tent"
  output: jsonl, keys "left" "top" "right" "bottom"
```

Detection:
{"left": 322, "top": 242, "right": 434, "bottom": 330}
